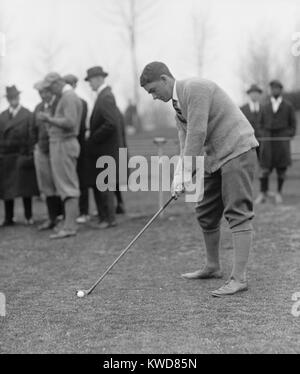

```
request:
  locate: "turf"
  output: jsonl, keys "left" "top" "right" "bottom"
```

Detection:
{"left": 0, "top": 163, "right": 299, "bottom": 354}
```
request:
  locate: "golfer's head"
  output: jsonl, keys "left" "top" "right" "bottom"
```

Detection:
{"left": 140, "top": 62, "right": 175, "bottom": 102}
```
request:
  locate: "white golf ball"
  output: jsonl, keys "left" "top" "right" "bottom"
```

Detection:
{"left": 77, "top": 290, "right": 85, "bottom": 298}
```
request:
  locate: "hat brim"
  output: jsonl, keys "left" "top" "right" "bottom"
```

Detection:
{"left": 85, "top": 72, "right": 108, "bottom": 81}
{"left": 247, "top": 88, "right": 262, "bottom": 94}
{"left": 6, "top": 91, "right": 21, "bottom": 98}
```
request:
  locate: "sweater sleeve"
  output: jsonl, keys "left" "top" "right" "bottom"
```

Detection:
{"left": 183, "top": 83, "right": 211, "bottom": 157}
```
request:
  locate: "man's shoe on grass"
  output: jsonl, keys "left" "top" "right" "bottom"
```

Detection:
{"left": 50, "top": 229, "right": 76, "bottom": 240}
{"left": 254, "top": 192, "right": 267, "bottom": 204}
{"left": 38, "top": 220, "right": 56, "bottom": 231}
{"left": 274, "top": 192, "right": 283, "bottom": 204}
{"left": 1, "top": 220, "right": 15, "bottom": 227}
{"left": 24, "top": 218, "right": 34, "bottom": 226}
{"left": 76, "top": 215, "right": 90, "bottom": 224}
{"left": 116, "top": 204, "right": 125, "bottom": 214}
{"left": 211, "top": 278, "right": 248, "bottom": 297}
{"left": 98, "top": 221, "right": 117, "bottom": 229}
{"left": 181, "top": 267, "right": 222, "bottom": 280}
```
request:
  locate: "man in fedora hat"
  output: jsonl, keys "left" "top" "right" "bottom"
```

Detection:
{"left": 140, "top": 61, "right": 259, "bottom": 297}
{"left": 37, "top": 72, "right": 83, "bottom": 239}
{"left": 84, "top": 66, "right": 122, "bottom": 228}
{"left": 0, "top": 85, "right": 39, "bottom": 225}
{"left": 240, "top": 84, "right": 263, "bottom": 159}
{"left": 255, "top": 80, "right": 297, "bottom": 204}
{"left": 32, "top": 80, "right": 63, "bottom": 230}
{"left": 63, "top": 74, "right": 89, "bottom": 224}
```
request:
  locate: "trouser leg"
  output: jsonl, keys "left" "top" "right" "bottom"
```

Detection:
{"left": 79, "top": 187, "right": 89, "bottom": 216}
{"left": 4, "top": 200, "right": 14, "bottom": 222}
{"left": 23, "top": 197, "right": 32, "bottom": 220}
{"left": 276, "top": 167, "right": 287, "bottom": 193}
{"left": 99, "top": 190, "right": 116, "bottom": 224}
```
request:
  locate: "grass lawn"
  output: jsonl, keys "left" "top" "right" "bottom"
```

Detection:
{"left": 0, "top": 162, "right": 299, "bottom": 354}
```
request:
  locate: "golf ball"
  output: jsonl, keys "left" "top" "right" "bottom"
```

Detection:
{"left": 77, "top": 290, "right": 85, "bottom": 298}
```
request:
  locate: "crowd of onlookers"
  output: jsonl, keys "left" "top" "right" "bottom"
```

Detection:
{"left": 0, "top": 66, "right": 127, "bottom": 239}
{"left": 0, "top": 72, "right": 297, "bottom": 240}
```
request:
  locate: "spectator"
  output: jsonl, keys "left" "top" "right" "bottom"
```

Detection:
{"left": 63, "top": 74, "right": 89, "bottom": 224}
{"left": 0, "top": 86, "right": 39, "bottom": 225}
{"left": 240, "top": 84, "right": 263, "bottom": 159}
{"left": 37, "top": 73, "right": 83, "bottom": 239}
{"left": 85, "top": 66, "right": 119, "bottom": 229}
{"left": 32, "top": 80, "right": 63, "bottom": 230}
{"left": 255, "top": 80, "right": 297, "bottom": 204}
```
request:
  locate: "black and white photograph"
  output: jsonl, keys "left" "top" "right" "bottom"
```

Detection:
{"left": 0, "top": 0, "right": 299, "bottom": 358}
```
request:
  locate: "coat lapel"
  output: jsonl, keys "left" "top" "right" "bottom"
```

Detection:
{"left": 3, "top": 107, "right": 27, "bottom": 134}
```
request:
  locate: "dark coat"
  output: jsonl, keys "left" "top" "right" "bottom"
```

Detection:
{"left": 77, "top": 98, "right": 88, "bottom": 187}
{"left": 259, "top": 98, "right": 297, "bottom": 169}
{"left": 0, "top": 107, "right": 39, "bottom": 199}
{"left": 86, "top": 87, "right": 121, "bottom": 187}
{"left": 240, "top": 103, "right": 263, "bottom": 139}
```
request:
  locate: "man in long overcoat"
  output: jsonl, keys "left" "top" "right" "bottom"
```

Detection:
{"left": 240, "top": 84, "right": 263, "bottom": 159}
{"left": 255, "top": 80, "right": 297, "bottom": 204}
{"left": 0, "top": 86, "right": 39, "bottom": 225}
{"left": 85, "top": 66, "right": 121, "bottom": 228}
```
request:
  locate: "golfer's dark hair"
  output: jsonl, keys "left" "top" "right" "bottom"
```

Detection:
{"left": 140, "top": 61, "right": 174, "bottom": 87}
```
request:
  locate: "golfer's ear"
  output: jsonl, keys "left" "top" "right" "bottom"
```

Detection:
{"left": 160, "top": 74, "right": 168, "bottom": 83}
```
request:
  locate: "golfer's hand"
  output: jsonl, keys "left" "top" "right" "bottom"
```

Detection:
{"left": 37, "top": 112, "right": 52, "bottom": 123}
{"left": 171, "top": 176, "right": 185, "bottom": 199}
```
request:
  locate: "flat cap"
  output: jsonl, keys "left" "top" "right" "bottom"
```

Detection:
{"left": 63, "top": 74, "right": 78, "bottom": 85}
{"left": 33, "top": 80, "right": 49, "bottom": 91}
{"left": 140, "top": 61, "right": 173, "bottom": 87}
{"left": 269, "top": 80, "right": 283, "bottom": 89}
{"left": 44, "top": 72, "right": 63, "bottom": 87}
{"left": 246, "top": 84, "right": 262, "bottom": 94}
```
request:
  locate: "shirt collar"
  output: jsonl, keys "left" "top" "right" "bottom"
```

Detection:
{"left": 62, "top": 84, "right": 73, "bottom": 93}
{"left": 172, "top": 81, "right": 178, "bottom": 101}
{"left": 271, "top": 96, "right": 282, "bottom": 103}
{"left": 97, "top": 83, "right": 108, "bottom": 96}
{"left": 9, "top": 105, "right": 21, "bottom": 116}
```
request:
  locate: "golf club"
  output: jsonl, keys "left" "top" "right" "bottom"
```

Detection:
{"left": 76, "top": 195, "right": 176, "bottom": 298}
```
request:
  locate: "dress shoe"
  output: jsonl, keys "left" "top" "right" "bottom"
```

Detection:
{"left": 1, "top": 220, "right": 15, "bottom": 227}
{"left": 211, "top": 278, "right": 248, "bottom": 297}
{"left": 50, "top": 229, "right": 76, "bottom": 239}
{"left": 181, "top": 267, "right": 223, "bottom": 280}
{"left": 274, "top": 192, "right": 283, "bottom": 204}
{"left": 98, "top": 221, "right": 117, "bottom": 229}
{"left": 76, "top": 215, "right": 90, "bottom": 224}
{"left": 254, "top": 192, "right": 267, "bottom": 204}
{"left": 38, "top": 220, "right": 56, "bottom": 231}
{"left": 24, "top": 218, "right": 34, "bottom": 225}
{"left": 116, "top": 204, "right": 126, "bottom": 214}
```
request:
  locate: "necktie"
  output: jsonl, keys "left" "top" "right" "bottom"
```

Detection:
{"left": 172, "top": 99, "right": 187, "bottom": 123}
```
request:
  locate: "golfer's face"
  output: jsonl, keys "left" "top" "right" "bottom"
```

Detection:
{"left": 144, "top": 81, "right": 170, "bottom": 102}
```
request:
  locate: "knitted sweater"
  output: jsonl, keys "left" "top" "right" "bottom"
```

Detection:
{"left": 175, "top": 78, "right": 259, "bottom": 173}
{"left": 48, "top": 88, "right": 83, "bottom": 142}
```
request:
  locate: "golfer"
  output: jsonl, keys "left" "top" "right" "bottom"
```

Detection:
{"left": 140, "top": 62, "right": 259, "bottom": 297}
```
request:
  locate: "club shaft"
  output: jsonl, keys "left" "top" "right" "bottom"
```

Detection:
{"left": 87, "top": 196, "right": 175, "bottom": 294}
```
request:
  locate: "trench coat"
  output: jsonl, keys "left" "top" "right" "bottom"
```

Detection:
{"left": 0, "top": 107, "right": 39, "bottom": 199}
